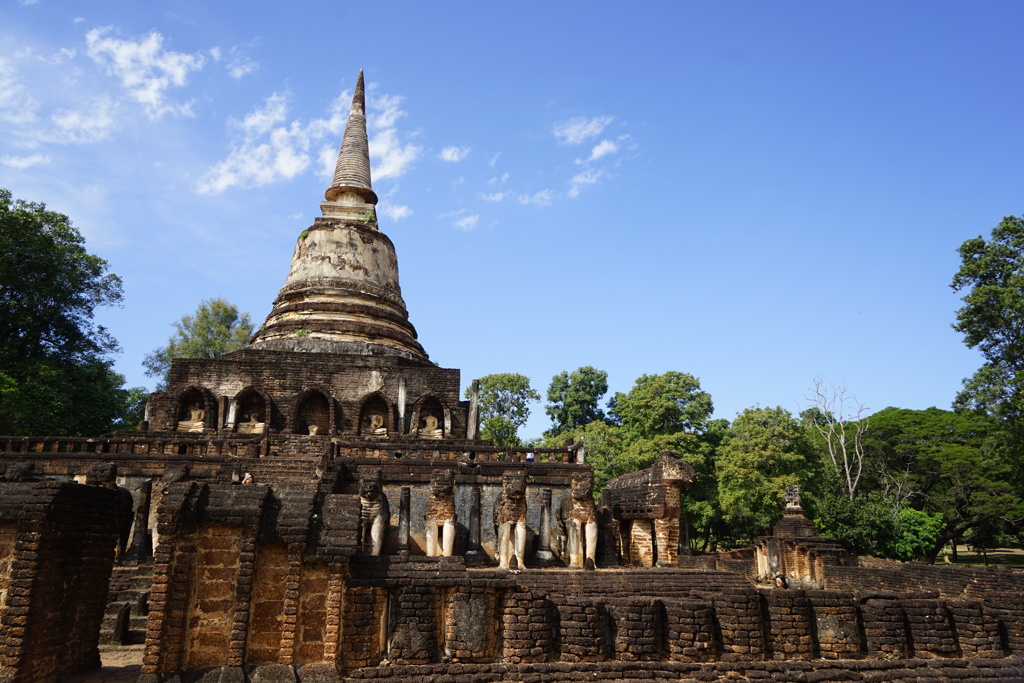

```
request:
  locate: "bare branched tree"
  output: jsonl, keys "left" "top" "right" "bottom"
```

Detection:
{"left": 807, "top": 377, "right": 869, "bottom": 501}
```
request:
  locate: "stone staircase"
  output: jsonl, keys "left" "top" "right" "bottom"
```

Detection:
{"left": 100, "top": 563, "right": 153, "bottom": 645}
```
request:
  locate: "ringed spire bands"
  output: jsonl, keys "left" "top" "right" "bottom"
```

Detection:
{"left": 322, "top": 69, "right": 378, "bottom": 220}
{"left": 249, "top": 71, "right": 427, "bottom": 362}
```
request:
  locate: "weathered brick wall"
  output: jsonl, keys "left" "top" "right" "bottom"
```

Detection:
{"left": 445, "top": 585, "right": 498, "bottom": 662}
{"left": 824, "top": 561, "right": 1024, "bottom": 597}
{"left": 0, "top": 481, "right": 122, "bottom": 683}
{"left": 499, "top": 590, "right": 552, "bottom": 663}
{"left": 553, "top": 596, "right": 609, "bottom": 662}
{"left": 386, "top": 584, "right": 441, "bottom": 663}
{"left": 339, "top": 584, "right": 387, "bottom": 669}
{"left": 605, "top": 598, "right": 663, "bottom": 661}
{"left": 663, "top": 598, "right": 717, "bottom": 662}
{"left": 764, "top": 589, "right": 814, "bottom": 660}
{"left": 247, "top": 543, "right": 288, "bottom": 663}
{"left": 0, "top": 521, "right": 15, "bottom": 611}
{"left": 183, "top": 524, "right": 243, "bottom": 667}
{"left": 805, "top": 589, "right": 862, "bottom": 659}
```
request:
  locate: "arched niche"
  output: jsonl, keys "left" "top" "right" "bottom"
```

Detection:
{"left": 411, "top": 394, "right": 446, "bottom": 440}
{"left": 357, "top": 393, "right": 390, "bottom": 436}
{"left": 294, "top": 387, "right": 336, "bottom": 436}
{"left": 175, "top": 387, "right": 213, "bottom": 432}
{"left": 231, "top": 387, "right": 271, "bottom": 434}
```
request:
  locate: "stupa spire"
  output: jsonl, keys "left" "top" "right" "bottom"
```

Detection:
{"left": 249, "top": 70, "right": 427, "bottom": 362}
{"left": 321, "top": 69, "right": 378, "bottom": 219}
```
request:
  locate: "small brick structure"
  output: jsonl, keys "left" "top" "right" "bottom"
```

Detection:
{"left": 0, "top": 480, "right": 123, "bottom": 682}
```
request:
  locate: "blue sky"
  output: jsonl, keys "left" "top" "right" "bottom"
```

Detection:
{"left": 2, "top": 1, "right": 1021, "bottom": 439}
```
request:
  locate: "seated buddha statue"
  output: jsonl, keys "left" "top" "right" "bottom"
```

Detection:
{"left": 177, "top": 403, "right": 205, "bottom": 432}
{"left": 418, "top": 413, "right": 443, "bottom": 439}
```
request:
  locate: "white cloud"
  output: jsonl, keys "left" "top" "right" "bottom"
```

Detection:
{"left": 0, "top": 58, "right": 39, "bottom": 125}
{"left": 581, "top": 138, "right": 618, "bottom": 163}
{"left": 227, "top": 57, "right": 258, "bottom": 79}
{"left": 19, "top": 0, "right": 40, "bottom": 5}
{"left": 553, "top": 115, "right": 614, "bottom": 145}
{"left": 380, "top": 203, "right": 412, "bottom": 220}
{"left": 568, "top": 168, "right": 604, "bottom": 198}
{"left": 1, "top": 153, "right": 50, "bottom": 168}
{"left": 440, "top": 208, "right": 480, "bottom": 230}
{"left": 50, "top": 97, "right": 117, "bottom": 143}
{"left": 487, "top": 171, "right": 510, "bottom": 185}
{"left": 455, "top": 214, "right": 479, "bottom": 230}
{"left": 84, "top": 27, "right": 206, "bottom": 118}
{"left": 198, "top": 91, "right": 346, "bottom": 194}
{"left": 209, "top": 47, "right": 222, "bottom": 61}
{"left": 488, "top": 152, "right": 501, "bottom": 167}
{"left": 518, "top": 189, "right": 554, "bottom": 206}
{"left": 439, "top": 145, "right": 469, "bottom": 162}
{"left": 367, "top": 93, "right": 422, "bottom": 180}
{"left": 480, "top": 191, "right": 508, "bottom": 202}
{"left": 239, "top": 92, "right": 287, "bottom": 136}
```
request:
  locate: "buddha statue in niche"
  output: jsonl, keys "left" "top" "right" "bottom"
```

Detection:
{"left": 237, "top": 409, "right": 266, "bottom": 434}
{"left": 361, "top": 411, "right": 387, "bottom": 436}
{"left": 417, "top": 413, "right": 443, "bottom": 439}
{"left": 177, "top": 402, "right": 205, "bottom": 432}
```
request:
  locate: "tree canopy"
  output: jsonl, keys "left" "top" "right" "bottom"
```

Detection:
{"left": 544, "top": 365, "right": 608, "bottom": 437}
{"left": 951, "top": 215, "right": 1024, "bottom": 417}
{"left": 0, "top": 188, "right": 141, "bottom": 435}
{"left": 143, "top": 297, "right": 254, "bottom": 390}
{"left": 465, "top": 373, "right": 540, "bottom": 447}
{"left": 610, "top": 371, "right": 713, "bottom": 439}
{"left": 717, "top": 406, "right": 818, "bottom": 539}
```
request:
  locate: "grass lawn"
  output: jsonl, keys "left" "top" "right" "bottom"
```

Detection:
{"left": 941, "top": 545, "right": 1024, "bottom": 568}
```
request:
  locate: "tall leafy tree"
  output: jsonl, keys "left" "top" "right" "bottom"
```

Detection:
{"left": 0, "top": 188, "right": 140, "bottom": 435}
{"left": 610, "top": 371, "right": 713, "bottom": 440}
{"left": 465, "top": 373, "right": 540, "bottom": 447}
{"left": 717, "top": 406, "right": 818, "bottom": 541}
{"left": 951, "top": 215, "right": 1024, "bottom": 417}
{"left": 544, "top": 365, "right": 608, "bottom": 436}
{"left": 864, "top": 406, "right": 1024, "bottom": 562}
{"left": 143, "top": 297, "right": 254, "bottom": 390}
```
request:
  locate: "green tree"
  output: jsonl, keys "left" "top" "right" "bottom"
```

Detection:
{"left": 465, "top": 373, "right": 540, "bottom": 447}
{"left": 544, "top": 366, "right": 608, "bottom": 436}
{"left": 143, "top": 298, "right": 254, "bottom": 390}
{"left": 0, "top": 188, "right": 141, "bottom": 435}
{"left": 611, "top": 371, "right": 713, "bottom": 440}
{"left": 951, "top": 215, "right": 1024, "bottom": 417}
{"left": 864, "top": 406, "right": 1024, "bottom": 562}
{"left": 717, "top": 406, "right": 818, "bottom": 541}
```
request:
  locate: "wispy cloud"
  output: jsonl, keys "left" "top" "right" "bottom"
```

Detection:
{"left": 518, "top": 189, "right": 554, "bottom": 206}
{"left": 487, "top": 171, "right": 510, "bottom": 185}
{"left": 480, "top": 191, "right": 509, "bottom": 202}
{"left": 50, "top": 96, "right": 118, "bottom": 143}
{"left": 210, "top": 44, "right": 260, "bottom": 79}
{"left": 380, "top": 203, "right": 412, "bottom": 220}
{"left": 439, "top": 145, "right": 469, "bottom": 162}
{"left": 197, "top": 91, "right": 345, "bottom": 194}
{"left": 85, "top": 27, "right": 206, "bottom": 118}
{"left": 368, "top": 93, "right": 422, "bottom": 180}
{"left": 553, "top": 115, "right": 614, "bottom": 145}
{"left": 1, "top": 153, "right": 50, "bottom": 168}
{"left": 440, "top": 208, "right": 480, "bottom": 230}
{"left": 579, "top": 138, "right": 621, "bottom": 163}
{"left": 568, "top": 168, "right": 604, "bottom": 198}
{"left": 0, "top": 58, "right": 39, "bottom": 125}
{"left": 199, "top": 84, "right": 421, "bottom": 195}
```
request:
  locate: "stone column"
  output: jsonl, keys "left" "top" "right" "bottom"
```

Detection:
{"left": 397, "top": 487, "right": 411, "bottom": 555}
{"left": 465, "top": 485, "right": 483, "bottom": 565}
{"left": 124, "top": 479, "right": 153, "bottom": 564}
{"left": 398, "top": 378, "right": 407, "bottom": 433}
{"left": 467, "top": 379, "right": 480, "bottom": 439}
{"left": 535, "top": 489, "right": 556, "bottom": 566}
